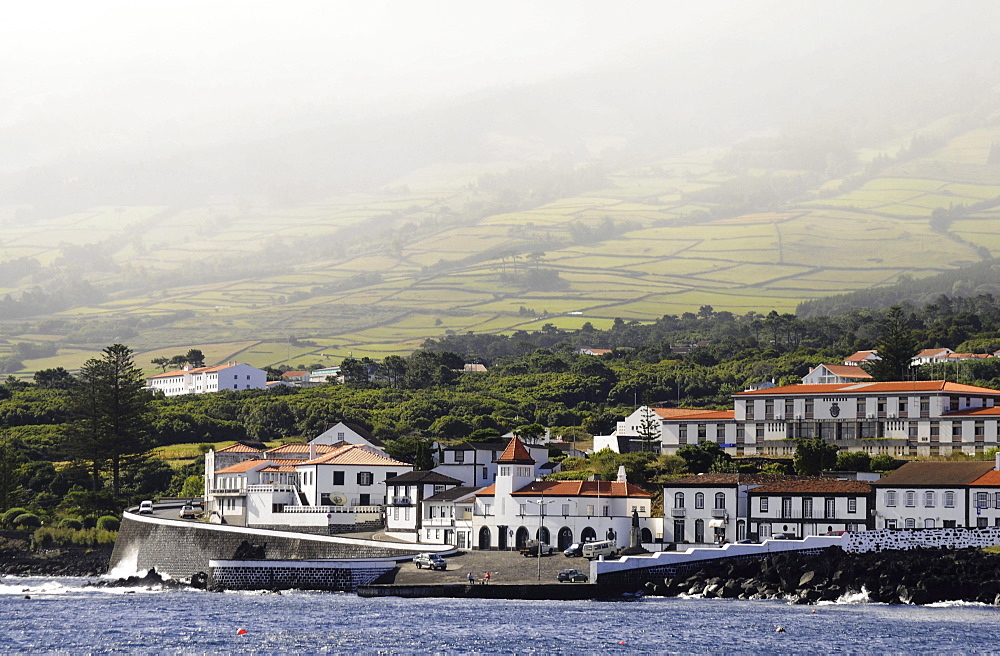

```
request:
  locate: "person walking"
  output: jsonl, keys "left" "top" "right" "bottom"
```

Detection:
{"left": 484, "top": 571, "right": 491, "bottom": 584}
{"left": 467, "top": 572, "right": 474, "bottom": 585}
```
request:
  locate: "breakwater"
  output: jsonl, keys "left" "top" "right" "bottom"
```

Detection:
{"left": 358, "top": 582, "right": 637, "bottom": 600}
{"left": 110, "top": 512, "right": 437, "bottom": 579}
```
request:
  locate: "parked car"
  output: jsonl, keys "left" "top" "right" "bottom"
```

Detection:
{"left": 413, "top": 553, "right": 447, "bottom": 570}
{"left": 563, "top": 542, "right": 584, "bottom": 557}
{"left": 179, "top": 505, "right": 199, "bottom": 519}
{"left": 557, "top": 568, "right": 589, "bottom": 583}
{"left": 520, "top": 541, "right": 556, "bottom": 557}
{"left": 582, "top": 540, "right": 618, "bottom": 560}
{"left": 138, "top": 500, "right": 153, "bottom": 515}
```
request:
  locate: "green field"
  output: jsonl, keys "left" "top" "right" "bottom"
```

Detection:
{"left": 2, "top": 114, "right": 1000, "bottom": 373}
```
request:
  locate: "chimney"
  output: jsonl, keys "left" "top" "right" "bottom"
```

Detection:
{"left": 309, "top": 443, "right": 318, "bottom": 460}
{"left": 616, "top": 465, "right": 627, "bottom": 483}
{"left": 995, "top": 451, "right": 999, "bottom": 471}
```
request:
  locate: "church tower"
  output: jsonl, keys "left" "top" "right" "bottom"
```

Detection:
{"left": 494, "top": 435, "right": 536, "bottom": 508}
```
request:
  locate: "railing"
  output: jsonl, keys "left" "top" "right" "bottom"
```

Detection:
{"left": 247, "top": 484, "right": 298, "bottom": 493}
{"left": 210, "top": 488, "right": 246, "bottom": 495}
{"left": 670, "top": 508, "right": 686, "bottom": 518}
{"left": 711, "top": 509, "right": 728, "bottom": 518}
{"left": 392, "top": 497, "right": 412, "bottom": 505}
{"left": 280, "top": 504, "right": 383, "bottom": 514}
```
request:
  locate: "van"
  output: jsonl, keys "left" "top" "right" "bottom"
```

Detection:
{"left": 138, "top": 500, "right": 153, "bottom": 515}
{"left": 582, "top": 540, "right": 617, "bottom": 560}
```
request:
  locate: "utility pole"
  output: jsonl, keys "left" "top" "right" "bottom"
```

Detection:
{"left": 527, "top": 492, "right": 555, "bottom": 582}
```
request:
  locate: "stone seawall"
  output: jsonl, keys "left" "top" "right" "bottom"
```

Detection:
{"left": 110, "top": 513, "right": 431, "bottom": 579}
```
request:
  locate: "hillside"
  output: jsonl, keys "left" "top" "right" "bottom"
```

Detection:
{"left": 1, "top": 103, "right": 1000, "bottom": 375}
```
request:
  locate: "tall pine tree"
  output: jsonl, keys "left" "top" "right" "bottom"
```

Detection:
{"left": 862, "top": 305, "right": 919, "bottom": 381}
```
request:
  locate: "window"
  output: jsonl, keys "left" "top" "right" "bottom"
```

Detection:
{"left": 848, "top": 498, "right": 857, "bottom": 513}
{"left": 944, "top": 491, "right": 955, "bottom": 508}
{"left": 674, "top": 492, "right": 685, "bottom": 508}
{"left": 393, "top": 507, "right": 399, "bottom": 521}
{"left": 357, "top": 471, "right": 373, "bottom": 486}
{"left": 586, "top": 505, "right": 595, "bottom": 516}
{"left": 716, "top": 425, "right": 726, "bottom": 439}
{"left": 697, "top": 424, "right": 707, "bottom": 440}
{"left": 482, "top": 466, "right": 488, "bottom": 480}
{"left": 785, "top": 400, "right": 794, "bottom": 415}
{"left": 715, "top": 492, "right": 726, "bottom": 510}
{"left": 886, "top": 519, "right": 897, "bottom": 529}
{"left": 825, "top": 498, "right": 835, "bottom": 519}
{"left": 745, "top": 401, "right": 754, "bottom": 419}
{"left": 602, "top": 506, "right": 610, "bottom": 517}
{"left": 904, "top": 518, "right": 916, "bottom": 528}
{"left": 899, "top": 399, "right": 908, "bottom": 414}
{"left": 924, "top": 518, "right": 935, "bottom": 529}
{"left": 385, "top": 472, "right": 395, "bottom": 482}
{"left": 678, "top": 426, "right": 688, "bottom": 440}
{"left": 995, "top": 492, "right": 1000, "bottom": 510}
{"left": 920, "top": 397, "right": 930, "bottom": 414}
{"left": 781, "top": 497, "right": 792, "bottom": 517}
{"left": 765, "top": 400, "right": 774, "bottom": 416}
{"left": 977, "top": 492, "right": 989, "bottom": 509}
{"left": 884, "top": 491, "right": 896, "bottom": 507}
{"left": 905, "top": 491, "right": 916, "bottom": 507}
{"left": 695, "top": 492, "right": 704, "bottom": 509}
{"left": 803, "top": 498, "right": 813, "bottom": 518}
{"left": 561, "top": 503, "right": 570, "bottom": 516}
{"left": 759, "top": 497, "right": 769, "bottom": 512}
{"left": 924, "top": 491, "right": 935, "bottom": 508}
{"left": 519, "top": 503, "right": 526, "bottom": 516}
{"left": 978, "top": 517, "right": 989, "bottom": 528}
{"left": 333, "top": 471, "right": 345, "bottom": 486}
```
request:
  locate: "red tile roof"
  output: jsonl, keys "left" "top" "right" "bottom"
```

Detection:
{"left": 970, "top": 469, "right": 1000, "bottom": 486}
{"left": 265, "top": 443, "right": 345, "bottom": 457}
{"left": 216, "top": 443, "right": 264, "bottom": 454}
{"left": 496, "top": 436, "right": 535, "bottom": 464}
{"left": 477, "top": 480, "right": 652, "bottom": 498}
{"left": 735, "top": 381, "right": 1000, "bottom": 396}
{"left": 845, "top": 350, "right": 878, "bottom": 362}
{"left": 651, "top": 408, "right": 735, "bottom": 421}
{"left": 148, "top": 363, "right": 242, "bottom": 379}
{"left": 281, "top": 370, "right": 310, "bottom": 378}
{"left": 215, "top": 459, "right": 269, "bottom": 474}
{"left": 300, "top": 444, "right": 409, "bottom": 467}
{"left": 943, "top": 406, "right": 1000, "bottom": 417}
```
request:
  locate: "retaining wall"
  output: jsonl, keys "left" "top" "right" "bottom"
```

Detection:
{"left": 110, "top": 512, "right": 446, "bottom": 579}
{"left": 209, "top": 558, "right": 396, "bottom": 591}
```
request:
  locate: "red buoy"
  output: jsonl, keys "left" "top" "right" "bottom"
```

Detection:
{"left": 237, "top": 628, "right": 247, "bottom": 635}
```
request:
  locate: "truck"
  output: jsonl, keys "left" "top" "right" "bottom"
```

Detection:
{"left": 519, "top": 540, "right": 556, "bottom": 557}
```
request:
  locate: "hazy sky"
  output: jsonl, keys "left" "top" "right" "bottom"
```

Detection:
{"left": 1, "top": 1, "right": 997, "bottom": 170}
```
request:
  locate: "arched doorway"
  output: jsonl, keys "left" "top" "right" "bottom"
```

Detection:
{"left": 557, "top": 527, "right": 573, "bottom": 550}
{"left": 581, "top": 526, "right": 597, "bottom": 542}
{"left": 515, "top": 526, "right": 530, "bottom": 549}
{"left": 640, "top": 528, "right": 652, "bottom": 544}
{"left": 694, "top": 519, "right": 705, "bottom": 543}
{"left": 478, "top": 526, "right": 491, "bottom": 550}
{"left": 536, "top": 526, "right": 550, "bottom": 544}
{"left": 736, "top": 520, "right": 746, "bottom": 541}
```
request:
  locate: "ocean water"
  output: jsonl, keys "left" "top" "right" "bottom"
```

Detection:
{"left": 3, "top": 576, "right": 1000, "bottom": 654}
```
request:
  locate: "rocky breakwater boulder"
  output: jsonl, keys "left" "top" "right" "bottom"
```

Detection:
{"left": 0, "top": 533, "right": 112, "bottom": 577}
{"left": 643, "top": 546, "right": 1000, "bottom": 605}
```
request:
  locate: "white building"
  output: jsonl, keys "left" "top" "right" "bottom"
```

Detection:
{"left": 471, "top": 437, "right": 655, "bottom": 551}
{"left": 433, "top": 440, "right": 550, "bottom": 488}
{"left": 419, "top": 486, "right": 480, "bottom": 549}
{"left": 147, "top": 362, "right": 267, "bottom": 397}
{"left": 615, "top": 406, "right": 736, "bottom": 455}
{"left": 746, "top": 479, "right": 874, "bottom": 539}
{"left": 382, "top": 470, "right": 465, "bottom": 542}
{"left": 871, "top": 460, "right": 998, "bottom": 530}
{"left": 312, "top": 422, "right": 386, "bottom": 451}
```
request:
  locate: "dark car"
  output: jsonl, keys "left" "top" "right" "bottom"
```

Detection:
{"left": 557, "top": 568, "right": 588, "bottom": 583}
{"left": 563, "top": 542, "right": 583, "bottom": 557}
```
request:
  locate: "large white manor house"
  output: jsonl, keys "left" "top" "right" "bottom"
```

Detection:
{"left": 613, "top": 380, "right": 1000, "bottom": 459}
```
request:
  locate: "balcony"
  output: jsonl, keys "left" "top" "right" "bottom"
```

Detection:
{"left": 246, "top": 484, "right": 298, "bottom": 493}
{"left": 670, "top": 508, "right": 686, "bottom": 518}
{"left": 281, "top": 504, "right": 383, "bottom": 514}
{"left": 392, "top": 497, "right": 412, "bottom": 505}
{"left": 711, "top": 509, "right": 728, "bottom": 519}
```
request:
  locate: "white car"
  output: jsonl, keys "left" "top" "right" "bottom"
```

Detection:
{"left": 179, "top": 505, "right": 198, "bottom": 519}
{"left": 138, "top": 500, "right": 153, "bottom": 515}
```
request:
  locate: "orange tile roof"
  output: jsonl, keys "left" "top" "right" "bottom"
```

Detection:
{"left": 817, "top": 364, "right": 872, "bottom": 379}
{"left": 915, "top": 348, "right": 951, "bottom": 358}
{"left": 735, "top": 381, "right": 1000, "bottom": 396}
{"left": 216, "top": 443, "right": 264, "bottom": 453}
{"left": 497, "top": 436, "right": 534, "bottom": 464}
{"left": 872, "top": 461, "right": 996, "bottom": 487}
{"left": 265, "top": 443, "right": 344, "bottom": 456}
{"left": 944, "top": 406, "right": 1000, "bottom": 417}
{"left": 281, "top": 370, "right": 310, "bottom": 377}
{"left": 215, "top": 459, "right": 269, "bottom": 474}
{"left": 299, "top": 444, "right": 409, "bottom": 467}
{"left": 845, "top": 350, "right": 878, "bottom": 362}
{"left": 148, "top": 363, "right": 244, "bottom": 379}
{"left": 476, "top": 480, "right": 651, "bottom": 498}
{"left": 970, "top": 469, "right": 1000, "bottom": 486}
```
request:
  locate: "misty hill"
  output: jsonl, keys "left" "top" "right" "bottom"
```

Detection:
{"left": 1, "top": 52, "right": 1000, "bottom": 374}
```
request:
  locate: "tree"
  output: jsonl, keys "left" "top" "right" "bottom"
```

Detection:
{"left": 677, "top": 442, "right": 730, "bottom": 474}
{"left": 635, "top": 407, "right": 661, "bottom": 453}
{"left": 66, "top": 344, "right": 153, "bottom": 497}
{"left": 33, "top": 367, "right": 75, "bottom": 390}
{"left": 835, "top": 450, "right": 871, "bottom": 472}
{"left": 793, "top": 438, "right": 839, "bottom": 476}
{"left": 862, "top": 305, "right": 918, "bottom": 381}
{"left": 870, "top": 454, "right": 901, "bottom": 472}
{"left": 515, "top": 423, "right": 546, "bottom": 444}
{"left": 184, "top": 349, "right": 206, "bottom": 368}
{"left": 378, "top": 355, "right": 408, "bottom": 388}
{"left": 151, "top": 357, "right": 171, "bottom": 372}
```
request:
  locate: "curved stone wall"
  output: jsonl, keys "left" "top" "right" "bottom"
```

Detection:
{"left": 110, "top": 512, "right": 444, "bottom": 579}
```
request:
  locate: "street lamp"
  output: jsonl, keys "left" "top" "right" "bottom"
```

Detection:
{"left": 526, "top": 496, "right": 555, "bottom": 581}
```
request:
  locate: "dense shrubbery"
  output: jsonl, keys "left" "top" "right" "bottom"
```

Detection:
{"left": 31, "top": 527, "right": 118, "bottom": 548}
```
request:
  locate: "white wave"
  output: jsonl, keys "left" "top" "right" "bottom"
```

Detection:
{"left": 104, "top": 542, "right": 145, "bottom": 580}
{"left": 816, "top": 586, "right": 880, "bottom": 606}
{"left": 925, "top": 600, "right": 990, "bottom": 608}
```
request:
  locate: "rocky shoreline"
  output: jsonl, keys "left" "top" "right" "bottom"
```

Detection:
{"left": 643, "top": 546, "right": 1000, "bottom": 605}
{"left": 0, "top": 534, "right": 113, "bottom": 577}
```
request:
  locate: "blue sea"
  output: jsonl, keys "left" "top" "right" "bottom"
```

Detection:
{"left": 3, "top": 576, "right": 1000, "bottom": 654}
